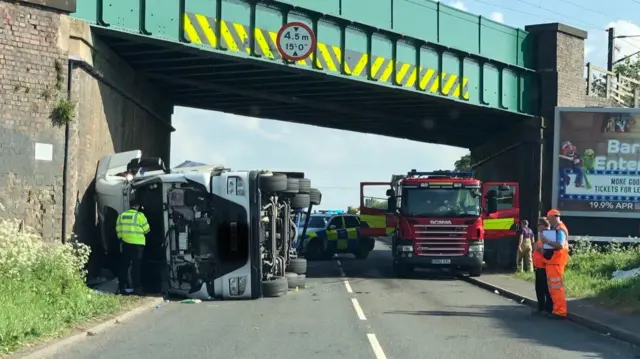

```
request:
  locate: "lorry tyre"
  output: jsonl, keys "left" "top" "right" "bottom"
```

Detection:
{"left": 469, "top": 266, "right": 482, "bottom": 277}
{"left": 291, "top": 193, "right": 311, "bottom": 209}
{"left": 298, "top": 178, "right": 311, "bottom": 194}
{"left": 285, "top": 272, "right": 299, "bottom": 289}
{"left": 283, "top": 178, "right": 299, "bottom": 195}
{"left": 260, "top": 173, "right": 288, "bottom": 193}
{"left": 309, "top": 188, "right": 322, "bottom": 205}
{"left": 287, "top": 258, "right": 307, "bottom": 274}
{"left": 262, "top": 276, "right": 288, "bottom": 297}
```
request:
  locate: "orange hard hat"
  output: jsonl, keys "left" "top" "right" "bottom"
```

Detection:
{"left": 546, "top": 209, "right": 561, "bottom": 217}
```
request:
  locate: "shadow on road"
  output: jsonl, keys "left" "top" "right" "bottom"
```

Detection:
{"left": 382, "top": 305, "right": 639, "bottom": 359}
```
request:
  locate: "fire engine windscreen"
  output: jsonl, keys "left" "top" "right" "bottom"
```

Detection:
{"left": 401, "top": 188, "right": 480, "bottom": 217}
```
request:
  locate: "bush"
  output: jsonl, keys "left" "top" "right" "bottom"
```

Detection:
{"left": 514, "top": 238, "right": 640, "bottom": 313}
{"left": 0, "top": 219, "right": 121, "bottom": 355}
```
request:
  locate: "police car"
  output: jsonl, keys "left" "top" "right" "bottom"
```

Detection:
{"left": 299, "top": 210, "right": 375, "bottom": 260}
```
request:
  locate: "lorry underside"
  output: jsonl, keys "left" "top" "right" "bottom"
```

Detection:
{"left": 94, "top": 151, "right": 322, "bottom": 300}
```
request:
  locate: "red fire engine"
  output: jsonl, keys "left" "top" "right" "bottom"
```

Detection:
{"left": 360, "top": 170, "right": 520, "bottom": 277}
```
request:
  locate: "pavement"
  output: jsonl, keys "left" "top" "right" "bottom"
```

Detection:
{"left": 33, "top": 240, "right": 640, "bottom": 359}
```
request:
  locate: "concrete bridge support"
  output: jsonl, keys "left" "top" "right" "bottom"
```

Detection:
{"left": 0, "top": 0, "right": 173, "bottom": 253}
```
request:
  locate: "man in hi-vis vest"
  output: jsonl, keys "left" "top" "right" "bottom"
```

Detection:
{"left": 115, "top": 195, "right": 150, "bottom": 295}
{"left": 540, "top": 209, "right": 569, "bottom": 319}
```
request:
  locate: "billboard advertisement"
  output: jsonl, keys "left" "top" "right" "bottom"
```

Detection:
{"left": 553, "top": 107, "right": 640, "bottom": 218}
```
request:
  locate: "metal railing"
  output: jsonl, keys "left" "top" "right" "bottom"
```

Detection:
{"left": 585, "top": 63, "right": 640, "bottom": 107}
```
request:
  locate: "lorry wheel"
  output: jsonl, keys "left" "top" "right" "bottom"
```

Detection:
{"left": 287, "top": 258, "right": 307, "bottom": 274}
{"left": 262, "top": 276, "right": 288, "bottom": 297}
{"left": 285, "top": 273, "right": 306, "bottom": 289}
{"left": 282, "top": 178, "right": 299, "bottom": 195}
{"left": 298, "top": 178, "right": 311, "bottom": 194}
{"left": 260, "top": 173, "right": 288, "bottom": 193}
{"left": 469, "top": 266, "right": 482, "bottom": 277}
{"left": 291, "top": 193, "right": 311, "bottom": 209}
{"left": 309, "top": 188, "right": 322, "bottom": 205}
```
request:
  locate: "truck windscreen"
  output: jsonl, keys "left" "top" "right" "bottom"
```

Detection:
{"left": 401, "top": 188, "right": 480, "bottom": 217}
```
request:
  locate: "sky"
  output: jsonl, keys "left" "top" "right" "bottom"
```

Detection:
{"left": 170, "top": 0, "right": 640, "bottom": 210}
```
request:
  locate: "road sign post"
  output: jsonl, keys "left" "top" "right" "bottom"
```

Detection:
{"left": 276, "top": 22, "right": 316, "bottom": 62}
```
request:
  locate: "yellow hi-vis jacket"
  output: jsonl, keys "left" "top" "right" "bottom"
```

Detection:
{"left": 116, "top": 209, "right": 150, "bottom": 245}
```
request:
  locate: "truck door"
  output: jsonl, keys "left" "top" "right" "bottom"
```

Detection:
{"left": 359, "top": 182, "right": 393, "bottom": 238}
{"left": 481, "top": 182, "right": 519, "bottom": 239}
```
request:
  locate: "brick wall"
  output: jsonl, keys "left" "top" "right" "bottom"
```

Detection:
{"left": 0, "top": 1, "right": 173, "bottom": 245}
{"left": 0, "top": 0, "right": 69, "bottom": 240}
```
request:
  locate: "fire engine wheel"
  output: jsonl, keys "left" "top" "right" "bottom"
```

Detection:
{"left": 469, "top": 266, "right": 482, "bottom": 277}
{"left": 260, "top": 173, "right": 288, "bottom": 193}
{"left": 291, "top": 193, "right": 311, "bottom": 209}
{"left": 286, "top": 258, "right": 307, "bottom": 274}
{"left": 393, "top": 263, "right": 413, "bottom": 278}
{"left": 262, "top": 276, "right": 288, "bottom": 297}
{"left": 309, "top": 188, "right": 322, "bottom": 206}
{"left": 298, "top": 178, "right": 311, "bottom": 194}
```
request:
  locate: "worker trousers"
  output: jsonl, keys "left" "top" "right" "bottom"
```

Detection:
{"left": 545, "top": 263, "right": 567, "bottom": 316}
{"left": 516, "top": 242, "right": 533, "bottom": 272}
{"left": 534, "top": 268, "right": 553, "bottom": 313}
{"left": 119, "top": 242, "right": 145, "bottom": 293}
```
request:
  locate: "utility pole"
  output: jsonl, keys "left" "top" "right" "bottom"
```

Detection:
{"left": 607, "top": 27, "right": 615, "bottom": 71}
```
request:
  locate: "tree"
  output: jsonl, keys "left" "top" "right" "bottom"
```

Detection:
{"left": 454, "top": 154, "right": 472, "bottom": 172}
{"left": 591, "top": 56, "right": 640, "bottom": 106}
{"left": 347, "top": 206, "right": 359, "bottom": 214}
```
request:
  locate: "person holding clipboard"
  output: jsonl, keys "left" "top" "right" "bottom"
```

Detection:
{"left": 540, "top": 209, "right": 570, "bottom": 319}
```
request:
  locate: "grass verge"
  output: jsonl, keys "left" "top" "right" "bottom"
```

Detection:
{"left": 514, "top": 240, "right": 640, "bottom": 314}
{"left": 0, "top": 219, "right": 144, "bottom": 356}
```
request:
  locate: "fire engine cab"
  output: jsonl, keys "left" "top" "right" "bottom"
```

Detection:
{"left": 360, "top": 170, "right": 520, "bottom": 277}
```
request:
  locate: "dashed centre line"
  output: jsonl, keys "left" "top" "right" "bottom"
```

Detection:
{"left": 351, "top": 298, "right": 367, "bottom": 320}
{"left": 336, "top": 258, "right": 389, "bottom": 359}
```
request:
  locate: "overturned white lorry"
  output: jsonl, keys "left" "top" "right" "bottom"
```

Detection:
{"left": 94, "top": 150, "right": 321, "bottom": 300}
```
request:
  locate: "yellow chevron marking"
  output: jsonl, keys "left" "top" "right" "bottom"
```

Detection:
{"left": 380, "top": 60, "right": 393, "bottom": 82}
{"left": 405, "top": 67, "right": 417, "bottom": 87}
{"left": 318, "top": 43, "right": 337, "bottom": 72}
{"left": 254, "top": 28, "right": 273, "bottom": 58}
{"left": 183, "top": 13, "right": 471, "bottom": 99}
{"left": 233, "top": 23, "right": 250, "bottom": 54}
{"left": 352, "top": 54, "right": 367, "bottom": 76}
{"left": 332, "top": 46, "right": 351, "bottom": 74}
{"left": 371, "top": 57, "right": 385, "bottom": 77}
{"left": 220, "top": 20, "right": 238, "bottom": 51}
{"left": 443, "top": 74, "right": 457, "bottom": 95}
{"left": 194, "top": 14, "right": 216, "bottom": 47}
{"left": 396, "top": 63, "right": 410, "bottom": 84}
{"left": 430, "top": 72, "right": 444, "bottom": 92}
{"left": 183, "top": 14, "right": 202, "bottom": 44}
{"left": 420, "top": 68, "right": 434, "bottom": 90}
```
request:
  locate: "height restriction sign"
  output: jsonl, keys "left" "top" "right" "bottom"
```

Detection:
{"left": 276, "top": 22, "right": 316, "bottom": 62}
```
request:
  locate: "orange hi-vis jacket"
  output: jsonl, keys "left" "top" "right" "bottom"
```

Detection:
{"left": 547, "top": 222, "right": 569, "bottom": 266}
{"left": 532, "top": 238, "right": 545, "bottom": 268}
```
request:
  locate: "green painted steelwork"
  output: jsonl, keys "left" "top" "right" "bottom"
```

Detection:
{"left": 72, "top": 0, "right": 538, "bottom": 116}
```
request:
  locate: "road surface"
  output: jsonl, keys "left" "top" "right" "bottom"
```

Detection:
{"left": 48, "top": 241, "right": 638, "bottom": 359}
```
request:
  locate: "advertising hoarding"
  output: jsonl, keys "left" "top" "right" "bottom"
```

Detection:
{"left": 553, "top": 107, "right": 640, "bottom": 218}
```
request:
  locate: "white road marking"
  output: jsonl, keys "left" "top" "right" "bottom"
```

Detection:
{"left": 340, "top": 267, "right": 346, "bottom": 277}
{"left": 343, "top": 280, "right": 353, "bottom": 293}
{"left": 367, "top": 333, "right": 388, "bottom": 359}
{"left": 351, "top": 298, "right": 367, "bottom": 320}
{"left": 336, "top": 259, "right": 342, "bottom": 266}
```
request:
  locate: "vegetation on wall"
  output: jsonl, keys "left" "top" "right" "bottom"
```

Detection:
{"left": 44, "top": 59, "right": 76, "bottom": 127}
